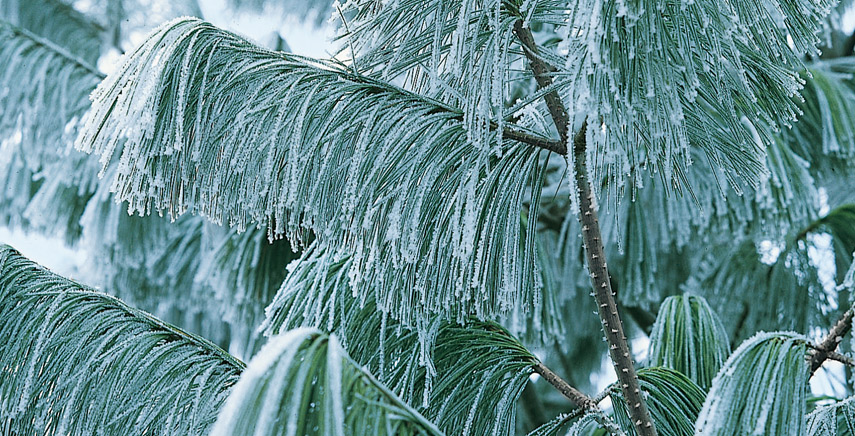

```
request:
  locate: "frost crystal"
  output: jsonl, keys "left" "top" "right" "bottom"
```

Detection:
{"left": 76, "top": 17, "right": 546, "bottom": 332}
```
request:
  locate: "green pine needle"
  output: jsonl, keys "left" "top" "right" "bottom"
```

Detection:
{"left": 209, "top": 328, "right": 444, "bottom": 436}
{"left": 0, "top": 244, "right": 244, "bottom": 436}
{"left": 647, "top": 295, "right": 731, "bottom": 390}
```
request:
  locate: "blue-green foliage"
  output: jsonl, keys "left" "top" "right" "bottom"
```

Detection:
{"left": 612, "top": 368, "right": 705, "bottom": 436}
{"left": 695, "top": 332, "right": 808, "bottom": 435}
{"left": 0, "top": 245, "right": 244, "bottom": 436}
{"left": 647, "top": 295, "right": 731, "bottom": 390}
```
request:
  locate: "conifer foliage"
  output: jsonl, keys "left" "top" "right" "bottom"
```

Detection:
{"left": 1, "top": 0, "right": 855, "bottom": 435}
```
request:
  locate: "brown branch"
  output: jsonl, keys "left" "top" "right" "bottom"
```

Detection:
{"left": 825, "top": 350, "right": 855, "bottom": 367}
{"left": 810, "top": 307, "right": 855, "bottom": 375}
{"left": 513, "top": 19, "right": 658, "bottom": 436}
{"left": 501, "top": 126, "right": 566, "bottom": 154}
{"left": 533, "top": 362, "right": 597, "bottom": 410}
{"left": 536, "top": 384, "right": 621, "bottom": 434}
{"left": 512, "top": 24, "right": 570, "bottom": 143}
{"left": 335, "top": 63, "right": 566, "bottom": 154}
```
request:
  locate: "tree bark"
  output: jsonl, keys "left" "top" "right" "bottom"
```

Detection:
{"left": 810, "top": 307, "right": 855, "bottom": 375}
{"left": 533, "top": 363, "right": 597, "bottom": 410}
{"left": 513, "top": 20, "right": 658, "bottom": 436}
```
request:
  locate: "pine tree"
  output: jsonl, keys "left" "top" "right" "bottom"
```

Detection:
{"left": 1, "top": 0, "right": 855, "bottom": 435}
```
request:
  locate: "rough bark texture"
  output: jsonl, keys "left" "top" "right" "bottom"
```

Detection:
{"left": 572, "top": 125, "right": 656, "bottom": 434}
{"left": 513, "top": 19, "right": 659, "bottom": 436}
{"left": 533, "top": 363, "right": 597, "bottom": 411}
{"left": 810, "top": 307, "right": 855, "bottom": 375}
{"left": 502, "top": 126, "right": 566, "bottom": 154}
{"left": 512, "top": 22, "right": 570, "bottom": 140}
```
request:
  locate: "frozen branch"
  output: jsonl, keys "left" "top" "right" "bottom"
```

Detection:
{"left": 809, "top": 307, "right": 855, "bottom": 375}
{"left": 513, "top": 19, "right": 658, "bottom": 436}
{"left": 533, "top": 362, "right": 597, "bottom": 410}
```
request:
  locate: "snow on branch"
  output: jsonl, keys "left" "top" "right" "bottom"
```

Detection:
{"left": 77, "top": 17, "right": 547, "bottom": 329}
{"left": 209, "top": 328, "right": 443, "bottom": 436}
{"left": 561, "top": 0, "right": 834, "bottom": 194}
{"left": 0, "top": 22, "right": 102, "bottom": 233}
{"left": 0, "top": 22, "right": 102, "bottom": 168}
{"left": 647, "top": 295, "right": 731, "bottom": 390}
{"left": 0, "top": 244, "right": 244, "bottom": 436}
{"left": 0, "top": 0, "right": 103, "bottom": 64}
{"left": 335, "top": 0, "right": 566, "bottom": 147}
{"left": 260, "top": 243, "right": 541, "bottom": 436}
{"left": 695, "top": 332, "right": 809, "bottom": 435}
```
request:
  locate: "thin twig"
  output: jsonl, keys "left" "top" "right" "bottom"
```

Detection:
{"left": 809, "top": 307, "right": 855, "bottom": 375}
{"left": 533, "top": 362, "right": 597, "bottom": 410}
{"left": 535, "top": 384, "right": 620, "bottom": 435}
{"left": 501, "top": 126, "right": 566, "bottom": 154}
{"left": 593, "top": 384, "right": 617, "bottom": 404}
{"left": 513, "top": 19, "right": 658, "bottom": 436}
{"left": 825, "top": 350, "right": 855, "bottom": 367}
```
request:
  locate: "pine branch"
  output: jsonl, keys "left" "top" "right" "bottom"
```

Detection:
{"left": 0, "top": 21, "right": 103, "bottom": 238}
{"left": 532, "top": 363, "right": 597, "bottom": 410}
{"left": 77, "top": 18, "right": 549, "bottom": 332}
{"left": 0, "top": 244, "right": 244, "bottom": 436}
{"left": 825, "top": 350, "right": 855, "bottom": 367}
{"left": 558, "top": 0, "right": 832, "bottom": 195}
{"left": 511, "top": 21, "right": 569, "bottom": 142}
{"left": 572, "top": 123, "right": 658, "bottom": 436}
{"left": 209, "top": 328, "right": 444, "bottom": 436}
{"left": 696, "top": 333, "right": 809, "bottom": 434}
{"left": 501, "top": 125, "right": 566, "bottom": 154}
{"left": 0, "top": 0, "right": 103, "bottom": 64}
{"left": 809, "top": 307, "right": 855, "bottom": 375}
{"left": 647, "top": 295, "right": 731, "bottom": 390}
{"left": 806, "top": 395, "right": 855, "bottom": 432}
{"left": 612, "top": 368, "right": 706, "bottom": 435}
{"left": 261, "top": 243, "right": 538, "bottom": 436}
{"left": 513, "top": 20, "right": 658, "bottom": 436}
{"left": 3, "top": 22, "right": 103, "bottom": 77}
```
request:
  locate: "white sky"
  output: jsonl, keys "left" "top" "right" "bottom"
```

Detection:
{"left": 198, "top": 0, "right": 334, "bottom": 58}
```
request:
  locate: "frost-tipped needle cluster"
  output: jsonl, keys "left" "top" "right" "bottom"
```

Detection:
{"left": 261, "top": 243, "right": 537, "bottom": 436}
{"left": 562, "top": 0, "right": 834, "bottom": 193}
{"left": 0, "top": 22, "right": 102, "bottom": 239}
{"left": 0, "top": 23, "right": 100, "bottom": 178}
{"left": 0, "top": 245, "right": 244, "bottom": 436}
{"left": 694, "top": 332, "right": 809, "bottom": 435}
{"left": 0, "top": 1, "right": 853, "bottom": 435}
{"left": 209, "top": 328, "right": 443, "bottom": 436}
{"left": 611, "top": 368, "right": 706, "bottom": 436}
{"left": 647, "top": 295, "right": 731, "bottom": 390}
{"left": 336, "top": 0, "right": 529, "bottom": 149}
{"left": 0, "top": 0, "right": 103, "bottom": 64}
{"left": 806, "top": 395, "right": 855, "bottom": 435}
{"left": 77, "top": 17, "right": 546, "bottom": 330}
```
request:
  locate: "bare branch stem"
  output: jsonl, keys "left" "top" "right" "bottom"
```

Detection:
{"left": 513, "top": 19, "right": 658, "bottom": 436}
{"left": 501, "top": 126, "right": 566, "bottom": 154}
{"left": 825, "top": 350, "right": 855, "bottom": 367}
{"left": 810, "top": 307, "right": 855, "bottom": 375}
{"left": 533, "top": 363, "right": 597, "bottom": 410}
